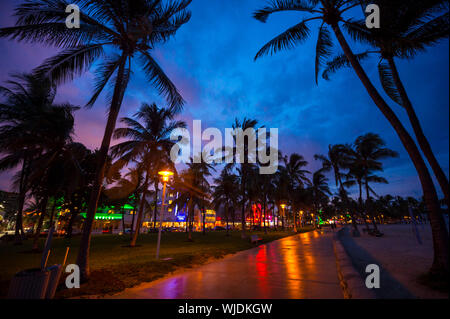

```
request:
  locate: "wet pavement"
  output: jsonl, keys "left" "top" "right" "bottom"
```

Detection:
{"left": 109, "top": 229, "right": 343, "bottom": 299}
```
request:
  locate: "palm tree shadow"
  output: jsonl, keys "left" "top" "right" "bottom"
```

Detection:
{"left": 338, "top": 227, "right": 415, "bottom": 299}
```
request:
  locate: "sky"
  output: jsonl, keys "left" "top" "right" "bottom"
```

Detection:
{"left": 0, "top": 0, "right": 448, "bottom": 199}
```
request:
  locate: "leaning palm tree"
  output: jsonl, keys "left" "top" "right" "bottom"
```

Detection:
{"left": 110, "top": 103, "right": 186, "bottom": 247}
{"left": 323, "top": 0, "right": 450, "bottom": 203}
{"left": 1, "top": 0, "right": 191, "bottom": 279}
{"left": 253, "top": 0, "right": 448, "bottom": 276}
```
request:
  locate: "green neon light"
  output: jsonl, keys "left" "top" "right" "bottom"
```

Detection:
{"left": 80, "top": 213, "right": 123, "bottom": 220}
{"left": 318, "top": 216, "right": 325, "bottom": 225}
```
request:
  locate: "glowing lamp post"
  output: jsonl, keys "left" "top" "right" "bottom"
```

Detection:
{"left": 300, "top": 211, "right": 304, "bottom": 228}
{"left": 156, "top": 170, "right": 174, "bottom": 260}
{"left": 280, "top": 204, "right": 286, "bottom": 230}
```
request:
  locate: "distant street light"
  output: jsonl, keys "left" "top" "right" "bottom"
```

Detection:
{"left": 280, "top": 204, "right": 286, "bottom": 230}
{"left": 156, "top": 169, "right": 174, "bottom": 260}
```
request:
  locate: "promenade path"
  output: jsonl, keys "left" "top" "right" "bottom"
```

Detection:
{"left": 109, "top": 229, "right": 343, "bottom": 299}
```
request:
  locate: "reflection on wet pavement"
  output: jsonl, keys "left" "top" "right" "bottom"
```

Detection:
{"left": 110, "top": 230, "right": 343, "bottom": 299}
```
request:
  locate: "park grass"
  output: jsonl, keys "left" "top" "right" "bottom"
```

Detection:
{"left": 0, "top": 228, "right": 313, "bottom": 298}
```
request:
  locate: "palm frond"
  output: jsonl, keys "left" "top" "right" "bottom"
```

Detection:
{"left": 86, "top": 54, "right": 121, "bottom": 107}
{"left": 315, "top": 24, "right": 333, "bottom": 84}
{"left": 254, "top": 20, "right": 310, "bottom": 60}
{"left": 400, "top": 12, "right": 450, "bottom": 57}
{"left": 139, "top": 51, "right": 184, "bottom": 111}
{"left": 322, "top": 51, "right": 370, "bottom": 80}
{"left": 33, "top": 43, "right": 107, "bottom": 85}
{"left": 253, "top": 0, "right": 316, "bottom": 23}
{"left": 378, "top": 62, "right": 403, "bottom": 106}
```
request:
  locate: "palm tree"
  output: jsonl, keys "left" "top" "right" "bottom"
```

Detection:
{"left": 224, "top": 118, "right": 261, "bottom": 238}
{"left": 29, "top": 142, "right": 89, "bottom": 251}
{"left": 1, "top": 0, "right": 191, "bottom": 279}
{"left": 0, "top": 73, "right": 77, "bottom": 244}
{"left": 212, "top": 170, "right": 240, "bottom": 236}
{"left": 354, "top": 134, "right": 397, "bottom": 230}
{"left": 111, "top": 103, "right": 186, "bottom": 247}
{"left": 309, "top": 169, "right": 331, "bottom": 218}
{"left": 253, "top": 0, "right": 448, "bottom": 276}
{"left": 189, "top": 152, "right": 215, "bottom": 235}
{"left": 255, "top": 171, "right": 276, "bottom": 233}
{"left": 282, "top": 153, "right": 311, "bottom": 231}
{"left": 323, "top": 0, "right": 449, "bottom": 204}
{"left": 315, "top": 144, "right": 360, "bottom": 235}
{"left": 172, "top": 168, "right": 209, "bottom": 241}
{"left": 273, "top": 167, "right": 290, "bottom": 229}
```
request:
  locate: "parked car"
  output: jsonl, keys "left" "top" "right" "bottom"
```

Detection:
{"left": 214, "top": 226, "right": 226, "bottom": 231}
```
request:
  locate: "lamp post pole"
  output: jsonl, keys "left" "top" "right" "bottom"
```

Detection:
{"left": 156, "top": 170, "right": 173, "bottom": 260}
{"left": 156, "top": 180, "right": 167, "bottom": 260}
{"left": 293, "top": 210, "right": 297, "bottom": 233}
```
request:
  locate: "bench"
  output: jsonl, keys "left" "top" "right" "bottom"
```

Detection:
{"left": 250, "top": 235, "right": 263, "bottom": 245}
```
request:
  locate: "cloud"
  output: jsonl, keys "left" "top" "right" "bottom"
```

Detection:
{"left": 0, "top": 0, "right": 448, "bottom": 198}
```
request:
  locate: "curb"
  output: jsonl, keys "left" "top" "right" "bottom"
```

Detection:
{"left": 333, "top": 229, "right": 376, "bottom": 299}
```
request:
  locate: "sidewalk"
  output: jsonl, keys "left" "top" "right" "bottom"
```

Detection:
{"left": 108, "top": 230, "right": 343, "bottom": 299}
{"left": 338, "top": 224, "right": 448, "bottom": 299}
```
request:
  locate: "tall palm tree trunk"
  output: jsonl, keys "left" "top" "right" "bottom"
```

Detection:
{"left": 339, "top": 183, "right": 359, "bottom": 236}
{"left": 187, "top": 202, "right": 193, "bottom": 242}
{"left": 66, "top": 210, "right": 77, "bottom": 239}
{"left": 48, "top": 199, "right": 57, "bottom": 230}
{"left": 364, "top": 178, "right": 378, "bottom": 231}
{"left": 263, "top": 198, "right": 267, "bottom": 234}
{"left": 386, "top": 56, "right": 449, "bottom": 204}
{"left": 331, "top": 23, "right": 449, "bottom": 275}
{"left": 225, "top": 204, "right": 230, "bottom": 237}
{"left": 32, "top": 196, "right": 48, "bottom": 252}
{"left": 202, "top": 205, "right": 206, "bottom": 235}
{"left": 130, "top": 205, "right": 136, "bottom": 240}
{"left": 14, "top": 158, "right": 28, "bottom": 244}
{"left": 293, "top": 210, "right": 297, "bottom": 232}
{"left": 130, "top": 173, "right": 150, "bottom": 247}
{"left": 232, "top": 209, "right": 235, "bottom": 229}
{"left": 121, "top": 207, "right": 125, "bottom": 234}
{"left": 153, "top": 180, "right": 159, "bottom": 231}
{"left": 359, "top": 180, "right": 370, "bottom": 230}
{"left": 76, "top": 54, "right": 127, "bottom": 281}
{"left": 241, "top": 193, "right": 246, "bottom": 238}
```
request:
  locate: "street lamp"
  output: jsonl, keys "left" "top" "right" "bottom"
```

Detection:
{"left": 300, "top": 211, "right": 304, "bottom": 228}
{"left": 156, "top": 169, "right": 174, "bottom": 260}
{"left": 280, "top": 204, "right": 286, "bottom": 230}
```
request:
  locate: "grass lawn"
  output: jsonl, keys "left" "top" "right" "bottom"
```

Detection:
{"left": 0, "top": 228, "right": 313, "bottom": 298}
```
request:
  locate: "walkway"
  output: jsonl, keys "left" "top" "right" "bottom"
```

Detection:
{"left": 109, "top": 229, "right": 343, "bottom": 299}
